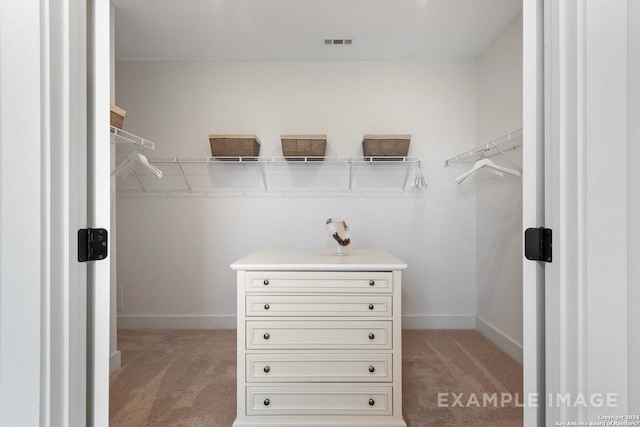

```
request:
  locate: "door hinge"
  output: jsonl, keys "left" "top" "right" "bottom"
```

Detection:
{"left": 524, "top": 227, "right": 552, "bottom": 263}
{"left": 78, "top": 228, "right": 108, "bottom": 262}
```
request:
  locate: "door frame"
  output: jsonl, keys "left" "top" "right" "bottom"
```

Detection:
{"left": 522, "top": 0, "right": 546, "bottom": 425}
{"left": 87, "top": 0, "right": 112, "bottom": 425}
{"left": 540, "top": 0, "right": 630, "bottom": 424}
{"left": 49, "top": 0, "right": 90, "bottom": 424}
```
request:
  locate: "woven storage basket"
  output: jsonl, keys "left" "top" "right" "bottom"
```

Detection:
{"left": 281, "top": 135, "right": 327, "bottom": 161}
{"left": 110, "top": 105, "right": 126, "bottom": 129}
{"left": 362, "top": 134, "right": 411, "bottom": 160}
{"left": 209, "top": 135, "right": 261, "bottom": 161}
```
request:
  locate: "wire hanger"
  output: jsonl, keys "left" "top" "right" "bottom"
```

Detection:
{"left": 454, "top": 147, "right": 520, "bottom": 185}
{"left": 112, "top": 146, "right": 163, "bottom": 179}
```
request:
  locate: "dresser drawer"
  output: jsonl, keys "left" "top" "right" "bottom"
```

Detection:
{"left": 246, "top": 385, "right": 392, "bottom": 416}
{"left": 245, "top": 271, "right": 393, "bottom": 293}
{"left": 246, "top": 353, "right": 392, "bottom": 383}
{"left": 246, "top": 295, "right": 392, "bottom": 317}
{"left": 246, "top": 321, "right": 392, "bottom": 350}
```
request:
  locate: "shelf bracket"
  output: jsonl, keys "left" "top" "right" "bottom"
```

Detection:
{"left": 258, "top": 162, "right": 268, "bottom": 192}
{"left": 348, "top": 160, "right": 354, "bottom": 190}
{"left": 177, "top": 160, "right": 192, "bottom": 193}
{"left": 402, "top": 162, "right": 412, "bottom": 192}
{"left": 133, "top": 169, "right": 147, "bottom": 193}
{"left": 490, "top": 141, "right": 522, "bottom": 173}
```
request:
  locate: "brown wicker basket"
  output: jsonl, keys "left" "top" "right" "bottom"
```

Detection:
{"left": 362, "top": 134, "right": 411, "bottom": 160}
{"left": 110, "top": 105, "right": 126, "bottom": 129}
{"left": 209, "top": 135, "right": 261, "bottom": 161}
{"left": 281, "top": 135, "right": 327, "bottom": 161}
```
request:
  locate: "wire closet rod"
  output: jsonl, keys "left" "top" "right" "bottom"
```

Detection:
{"left": 444, "top": 128, "right": 523, "bottom": 166}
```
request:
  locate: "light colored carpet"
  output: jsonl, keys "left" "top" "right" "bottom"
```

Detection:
{"left": 111, "top": 330, "right": 522, "bottom": 427}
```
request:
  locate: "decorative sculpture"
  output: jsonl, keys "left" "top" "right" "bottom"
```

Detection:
{"left": 326, "top": 218, "right": 351, "bottom": 256}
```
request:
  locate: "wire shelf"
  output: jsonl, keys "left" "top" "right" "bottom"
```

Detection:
{"left": 109, "top": 127, "right": 425, "bottom": 194}
{"left": 141, "top": 156, "right": 420, "bottom": 164}
{"left": 110, "top": 126, "right": 155, "bottom": 150}
{"left": 115, "top": 156, "right": 425, "bottom": 194}
{"left": 444, "top": 128, "right": 523, "bottom": 166}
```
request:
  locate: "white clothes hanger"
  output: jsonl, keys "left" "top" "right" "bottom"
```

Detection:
{"left": 454, "top": 154, "right": 520, "bottom": 185}
{"left": 411, "top": 160, "right": 427, "bottom": 189}
{"left": 112, "top": 148, "right": 163, "bottom": 178}
{"left": 135, "top": 153, "right": 163, "bottom": 178}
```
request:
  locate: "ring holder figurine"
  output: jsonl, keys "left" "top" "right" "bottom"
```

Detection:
{"left": 326, "top": 218, "right": 351, "bottom": 256}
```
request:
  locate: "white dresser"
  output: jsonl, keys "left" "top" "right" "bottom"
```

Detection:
{"left": 231, "top": 249, "right": 407, "bottom": 427}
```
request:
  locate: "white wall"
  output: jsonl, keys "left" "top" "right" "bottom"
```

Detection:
{"left": 115, "top": 60, "right": 479, "bottom": 329}
{"left": 628, "top": 0, "right": 640, "bottom": 412}
{"left": 474, "top": 12, "right": 523, "bottom": 363}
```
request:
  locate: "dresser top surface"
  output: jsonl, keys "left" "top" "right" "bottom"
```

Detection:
{"left": 231, "top": 249, "right": 407, "bottom": 271}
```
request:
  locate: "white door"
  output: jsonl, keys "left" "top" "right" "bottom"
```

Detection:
{"left": 0, "top": 0, "right": 110, "bottom": 425}
{"left": 524, "top": 1, "right": 636, "bottom": 425}
{"left": 0, "top": 1, "right": 59, "bottom": 424}
{"left": 543, "top": 0, "right": 631, "bottom": 424}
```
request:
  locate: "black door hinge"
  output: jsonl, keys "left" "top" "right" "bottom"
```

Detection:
{"left": 524, "top": 227, "right": 552, "bottom": 263}
{"left": 78, "top": 228, "right": 108, "bottom": 262}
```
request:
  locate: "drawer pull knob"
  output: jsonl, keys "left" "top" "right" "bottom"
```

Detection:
{"left": 369, "top": 399, "right": 375, "bottom": 406}
{"left": 368, "top": 304, "right": 374, "bottom": 310}
{"left": 264, "top": 399, "right": 270, "bottom": 406}
{"left": 369, "top": 365, "right": 375, "bottom": 373}
{"left": 263, "top": 333, "right": 270, "bottom": 340}
{"left": 368, "top": 333, "right": 375, "bottom": 340}
{"left": 263, "top": 280, "right": 269, "bottom": 285}
{"left": 264, "top": 304, "right": 270, "bottom": 310}
{"left": 369, "top": 280, "right": 375, "bottom": 286}
{"left": 263, "top": 366, "right": 270, "bottom": 373}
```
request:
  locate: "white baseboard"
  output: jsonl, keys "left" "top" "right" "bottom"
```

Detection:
{"left": 401, "top": 314, "right": 476, "bottom": 329}
{"left": 476, "top": 316, "right": 523, "bottom": 364}
{"left": 117, "top": 314, "right": 236, "bottom": 329}
{"left": 109, "top": 350, "right": 121, "bottom": 374}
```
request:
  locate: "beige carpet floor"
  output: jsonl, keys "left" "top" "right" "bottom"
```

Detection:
{"left": 111, "top": 330, "right": 522, "bottom": 427}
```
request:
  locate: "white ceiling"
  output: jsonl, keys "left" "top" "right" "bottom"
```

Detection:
{"left": 113, "top": 0, "right": 522, "bottom": 61}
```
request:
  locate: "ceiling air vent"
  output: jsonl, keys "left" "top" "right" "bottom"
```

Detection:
{"left": 323, "top": 38, "right": 354, "bottom": 46}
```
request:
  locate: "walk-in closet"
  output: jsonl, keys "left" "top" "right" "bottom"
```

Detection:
{"left": 108, "top": 1, "right": 525, "bottom": 426}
